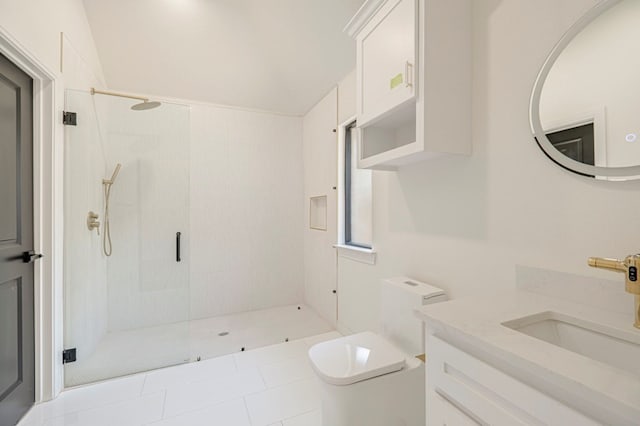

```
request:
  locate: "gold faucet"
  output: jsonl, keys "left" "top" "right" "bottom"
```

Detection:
{"left": 588, "top": 254, "right": 640, "bottom": 329}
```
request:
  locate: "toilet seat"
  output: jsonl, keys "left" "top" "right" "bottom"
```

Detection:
{"left": 308, "top": 331, "right": 407, "bottom": 385}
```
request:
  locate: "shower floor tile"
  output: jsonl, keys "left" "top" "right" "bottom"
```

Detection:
{"left": 64, "top": 304, "right": 332, "bottom": 387}
{"left": 19, "top": 329, "right": 341, "bottom": 426}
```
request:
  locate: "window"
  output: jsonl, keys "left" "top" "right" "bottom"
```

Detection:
{"left": 344, "top": 122, "right": 373, "bottom": 248}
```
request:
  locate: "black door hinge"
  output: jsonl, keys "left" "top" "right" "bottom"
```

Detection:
{"left": 62, "top": 348, "right": 77, "bottom": 364}
{"left": 63, "top": 111, "right": 77, "bottom": 126}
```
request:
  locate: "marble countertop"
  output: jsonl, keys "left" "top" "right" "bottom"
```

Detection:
{"left": 416, "top": 291, "right": 640, "bottom": 424}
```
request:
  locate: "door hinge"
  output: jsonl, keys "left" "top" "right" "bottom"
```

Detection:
{"left": 62, "top": 348, "right": 77, "bottom": 364}
{"left": 63, "top": 111, "right": 77, "bottom": 126}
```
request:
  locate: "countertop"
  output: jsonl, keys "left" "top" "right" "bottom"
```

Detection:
{"left": 416, "top": 291, "right": 640, "bottom": 424}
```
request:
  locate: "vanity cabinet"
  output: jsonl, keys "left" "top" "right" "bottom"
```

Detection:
{"left": 426, "top": 335, "right": 600, "bottom": 426}
{"left": 345, "top": 0, "right": 472, "bottom": 170}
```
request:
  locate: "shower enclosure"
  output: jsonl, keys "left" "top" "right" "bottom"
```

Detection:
{"left": 63, "top": 89, "right": 190, "bottom": 386}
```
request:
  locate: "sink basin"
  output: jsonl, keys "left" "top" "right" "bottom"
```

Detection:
{"left": 503, "top": 311, "right": 640, "bottom": 376}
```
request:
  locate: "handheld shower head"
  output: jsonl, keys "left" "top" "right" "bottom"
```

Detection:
{"left": 103, "top": 164, "right": 122, "bottom": 185}
{"left": 102, "top": 164, "right": 121, "bottom": 257}
{"left": 111, "top": 163, "right": 121, "bottom": 183}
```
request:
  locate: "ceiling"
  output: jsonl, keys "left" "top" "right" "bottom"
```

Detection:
{"left": 83, "top": 0, "right": 365, "bottom": 115}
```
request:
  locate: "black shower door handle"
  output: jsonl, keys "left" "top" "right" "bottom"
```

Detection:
{"left": 176, "top": 232, "right": 181, "bottom": 262}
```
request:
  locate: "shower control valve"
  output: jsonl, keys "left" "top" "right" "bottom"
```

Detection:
{"left": 87, "top": 211, "right": 100, "bottom": 235}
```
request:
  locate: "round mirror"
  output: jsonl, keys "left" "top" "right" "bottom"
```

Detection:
{"left": 530, "top": 0, "right": 640, "bottom": 180}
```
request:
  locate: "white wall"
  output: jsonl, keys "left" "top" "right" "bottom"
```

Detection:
{"left": 59, "top": 32, "right": 108, "bottom": 368}
{"left": 540, "top": 0, "right": 640, "bottom": 167}
{"left": 338, "top": 70, "right": 356, "bottom": 124}
{"left": 0, "top": 0, "right": 105, "bottom": 88}
{"left": 325, "top": 0, "right": 640, "bottom": 335}
{"left": 91, "top": 99, "right": 191, "bottom": 332}
{"left": 82, "top": 0, "right": 362, "bottom": 115}
{"left": 62, "top": 91, "right": 109, "bottom": 361}
{"left": 303, "top": 89, "right": 339, "bottom": 325}
{"left": 2, "top": 0, "right": 305, "bottom": 354}
{"left": 0, "top": 0, "right": 107, "bottom": 395}
{"left": 66, "top": 95, "right": 305, "bottom": 332}
{"left": 190, "top": 104, "right": 304, "bottom": 319}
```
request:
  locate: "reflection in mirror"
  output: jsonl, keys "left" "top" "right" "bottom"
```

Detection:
{"left": 531, "top": 0, "right": 640, "bottom": 180}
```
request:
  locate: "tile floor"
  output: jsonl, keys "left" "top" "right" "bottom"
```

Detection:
{"left": 65, "top": 304, "right": 333, "bottom": 387}
{"left": 19, "top": 331, "right": 341, "bottom": 426}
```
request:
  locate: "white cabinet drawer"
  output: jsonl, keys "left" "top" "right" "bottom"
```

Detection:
{"left": 430, "top": 391, "right": 481, "bottom": 426}
{"left": 427, "top": 335, "right": 601, "bottom": 426}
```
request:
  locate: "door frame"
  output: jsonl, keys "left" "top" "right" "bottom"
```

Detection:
{"left": 0, "top": 27, "right": 62, "bottom": 402}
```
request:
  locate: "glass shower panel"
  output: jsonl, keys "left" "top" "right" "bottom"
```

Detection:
{"left": 63, "top": 89, "right": 190, "bottom": 387}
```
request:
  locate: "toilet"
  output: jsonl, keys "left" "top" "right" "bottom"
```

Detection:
{"left": 308, "top": 277, "right": 447, "bottom": 426}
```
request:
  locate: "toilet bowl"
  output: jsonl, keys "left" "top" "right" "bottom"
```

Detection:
{"left": 309, "top": 331, "right": 425, "bottom": 426}
{"left": 308, "top": 277, "right": 447, "bottom": 426}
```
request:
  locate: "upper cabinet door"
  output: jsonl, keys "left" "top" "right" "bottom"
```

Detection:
{"left": 357, "top": 0, "right": 417, "bottom": 126}
{"left": 346, "top": 0, "right": 471, "bottom": 170}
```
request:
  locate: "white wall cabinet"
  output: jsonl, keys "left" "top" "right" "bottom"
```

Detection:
{"left": 426, "top": 335, "right": 601, "bottom": 426}
{"left": 358, "top": 0, "right": 417, "bottom": 126}
{"left": 345, "top": 0, "right": 472, "bottom": 170}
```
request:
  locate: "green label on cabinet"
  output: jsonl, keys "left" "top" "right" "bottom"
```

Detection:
{"left": 390, "top": 73, "right": 403, "bottom": 89}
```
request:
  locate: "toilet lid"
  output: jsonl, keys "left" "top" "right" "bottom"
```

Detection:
{"left": 308, "top": 331, "right": 406, "bottom": 386}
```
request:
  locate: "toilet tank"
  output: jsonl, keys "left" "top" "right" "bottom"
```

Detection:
{"left": 380, "top": 277, "right": 447, "bottom": 356}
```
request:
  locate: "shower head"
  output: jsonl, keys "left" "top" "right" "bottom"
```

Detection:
{"left": 103, "top": 164, "right": 122, "bottom": 185}
{"left": 91, "top": 88, "right": 162, "bottom": 111}
{"left": 131, "top": 100, "right": 162, "bottom": 111}
{"left": 111, "top": 163, "right": 121, "bottom": 183}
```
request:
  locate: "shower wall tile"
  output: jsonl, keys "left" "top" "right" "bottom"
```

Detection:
{"left": 104, "top": 100, "right": 191, "bottom": 332}
{"left": 67, "top": 93, "right": 304, "bottom": 346}
{"left": 63, "top": 89, "right": 109, "bottom": 359}
{"left": 189, "top": 105, "right": 304, "bottom": 319}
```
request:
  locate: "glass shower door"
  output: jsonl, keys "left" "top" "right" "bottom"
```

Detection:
{"left": 63, "top": 89, "right": 190, "bottom": 386}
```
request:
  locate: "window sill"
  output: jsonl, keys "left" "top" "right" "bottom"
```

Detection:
{"left": 334, "top": 244, "right": 376, "bottom": 265}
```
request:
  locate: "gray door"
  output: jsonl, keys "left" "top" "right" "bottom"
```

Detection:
{"left": 0, "top": 52, "right": 35, "bottom": 425}
{"left": 547, "top": 123, "right": 595, "bottom": 166}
